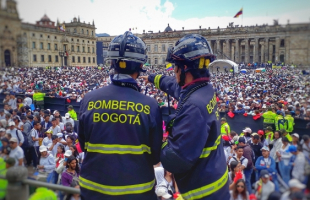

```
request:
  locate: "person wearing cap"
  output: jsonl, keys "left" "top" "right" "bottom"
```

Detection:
{"left": 254, "top": 170, "right": 275, "bottom": 200}
{"left": 33, "top": 90, "right": 46, "bottom": 109}
{"left": 221, "top": 118, "right": 230, "bottom": 136}
{"left": 155, "top": 183, "right": 173, "bottom": 200}
{"left": 67, "top": 105, "right": 77, "bottom": 121}
{"left": 291, "top": 133, "right": 300, "bottom": 147}
{"left": 49, "top": 118, "right": 61, "bottom": 136}
{"left": 79, "top": 32, "right": 163, "bottom": 200}
{"left": 37, "top": 145, "right": 55, "bottom": 183}
{"left": 8, "top": 138, "right": 24, "bottom": 166}
{"left": 142, "top": 34, "right": 229, "bottom": 199}
{"left": 262, "top": 107, "right": 277, "bottom": 130}
{"left": 274, "top": 111, "right": 285, "bottom": 131}
{"left": 7, "top": 121, "right": 24, "bottom": 147}
{"left": 264, "top": 126, "right": 274, "bottom": 142}
{"left": 287, "top": 145, "right": 307, "bottom": 183}
{"left": 240, "top": 127, "right": 252, "bottom": 143}
{"left": 62, "top": 113, "right": 75, "bottom": 128}
{"left": 55, "top": 149, "right": 72, "bottom": 175}
{"left": 280, "top": 179, "right": 306, "bottom": 200}
{"left": 237, "top": 137, "right": 254, "bottom": 193}
{"left": 4, "top": 157, "right": 15, "bottom": 169}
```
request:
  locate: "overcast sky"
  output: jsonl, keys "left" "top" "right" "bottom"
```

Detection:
{"left": 12, "top": 0, "right": 310, "bottom": 36}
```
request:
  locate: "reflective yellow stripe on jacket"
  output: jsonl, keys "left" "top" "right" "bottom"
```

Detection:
{"left": 200, "top": 134, "right": 222, "bottom": 158}
{"left": 154, "top": 75, "right": 162, "bottom": 89}
{"left": 181, "top": 168, "right": 228, "bottom": 200}
{"left": 80, "top": 176, "right": 155, "bottom": 196}
{"left": 86, "top": 143, "right": 151, "bottom": 155}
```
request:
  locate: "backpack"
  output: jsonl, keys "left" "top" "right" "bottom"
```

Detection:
{"left": 16, "top": 129, "right": 29, "bottom": 148}
{"left": 232, "top": 157, "right": 246, "bottom": 166}
{"left": 27, "top": 128, "right": 37, "bottom": 147}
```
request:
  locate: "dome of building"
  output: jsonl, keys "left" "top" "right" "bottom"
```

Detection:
{"left": 164, "top": 24, "right": 172, "bottom": 32}
{"left": 96, "top": 33, "right": 110, "bottom": 37}
{"left": 40, "top": 14, "right": 51, "bottom": 22}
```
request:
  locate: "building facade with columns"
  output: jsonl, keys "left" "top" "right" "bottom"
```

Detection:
{"left": 0, "top": 0, "right": 97, "bottom": 67}
{"left": 98, "top": 23, "right": 310, "bottom": 67}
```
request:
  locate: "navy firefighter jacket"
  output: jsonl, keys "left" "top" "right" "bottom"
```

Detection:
{"left": 78, "top": 77, "right": 162, "bottom": 200}
{"left": 149, "top": 74, "right": 230, "bottom": 200}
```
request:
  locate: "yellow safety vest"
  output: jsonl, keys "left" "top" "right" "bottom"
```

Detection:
{"left": 262, "top": 111, "right": 277, "bottom": 124}
{"left": 33, "top": 92, "right": 46, "bottom": 102}
{"left": 221, "top": 123, "right": 230, "bottom": 135}
{"left": 284, "top": 115, "right": 295, "bottom": 133}
{"left": 0, "top": 157, "right": 7, "bottom": 199}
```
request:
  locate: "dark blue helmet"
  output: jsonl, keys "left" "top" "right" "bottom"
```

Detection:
{"left": 107, "top": 31, "right": 147, "bottom": 73}
{"left": 166, "top": 34, "right": 215, "bottom": 69}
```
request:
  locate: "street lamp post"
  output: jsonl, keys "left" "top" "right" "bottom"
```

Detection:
{"left": 59, "top": 51, "right": 65, "bottom": 68}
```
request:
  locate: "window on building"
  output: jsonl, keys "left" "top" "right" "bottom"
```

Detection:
{"left": 32, "top": 42, "right": 36, "bottom": 49}
{"left": 33, "top": 55, "right": 37, "bottom": 62}
{"left": 280, "top": 55, "right": 285, "bottom": 62}
{"left": 147, "top": 45, "right": 151, "bottom": 52}
{"left": 83, "top": 47, "right": 85, "bottom": 53}
{"left": 92, "top": 41, "right": 94, "bottom": 44}
{"left": 47, "top": 35, "right": 50, "bottom": 39}
{"left": 63, "top": 45, "right": 66, "bottom": 51}
{"left": 169, "top": 44, "right": 173, "bottom": 48}
{"left": 77, "top": 39, "right": 79, "bottom": 42}
{"left": 154, "top": 58, "right": 158, "bottom": 64}
{"left": 88, "top": 57, "right": 91, "bottom": 63}
{"left": 92, "top": 31, "right": 93, "bottom": 36}
{"left": 32, "top": 33, "right": 35, "bottom": 37}
{"left": 87, "top": 30, "right": 89, "bottom": 35}
{"left": 162, "top": 57, "right": 165, "bottom": 64}
{"left": 41, "top": 55, "right": 44, "bottom": 62}
{"left": 273, "top": 45, "right": 276, "bottom": 53}
{"left": 71, "top": 45, "right": 74, "bottom": 52}
{"left": 72, "top": 56, "right": 75, "bottom": 63}
{"left": 88, "top": 47, "right": 90, "bottom": 53}
{"left": 78, "top": 56, "right": 81, "bottom": 63}
{"left": 280, "top": 39, "right": 285, "bottom": 47}
{"left": 48, "top": 55, "right": 52, "bottom": 62}
{"left": 93, "top": 57, "right": 95, "bottom": 63}
{"left": 55, "top": 55, "right": 59, "bottom": 62}
{"left": 40, "top": 42, "right": 44, "bottom": 49}
{"left": 92, "top": 47, "right": 94, "bottom": 53}
{"left": 77, "top": 46, "right": 80, "bottom": 52}
{"left": 55, "top": 36, "right": 57, "bottom": 39}
{"left": 74, "top": 28, "right": 76, "bottom": 33}
{"left": 88, "top": 41, "right": 89, "bottom": 43}
{"left": 40, "top": 34, "right": 43, "bottom": 38}
{"left": 71, "top": 38, "right": 73, "bottom": 42}
{"left": 82, "top": 40, "right": 84, "bottom": 43}
{"left": 82, "top": 29, "right": 84, "bottom": 34}
{"left": 162, "top": 44, "right": 166, "bottom": 52}
{"left": 54, "top": 44, "right": 58, "bottom": 50}
{"left": 154, "top": 45, "right": 158, "bottom": 52}
{"left": 83, "top": 57, "right": 86, "bottom": 63}
{"left": 147, "top": 58, "right": 151, "bottom": 64}
{"left": 47, "top": 43, "right": 51, "bottom": 50}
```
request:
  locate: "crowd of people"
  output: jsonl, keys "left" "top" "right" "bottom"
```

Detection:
{"left": 0, "top": 64, "right": 309, "bottom": 200}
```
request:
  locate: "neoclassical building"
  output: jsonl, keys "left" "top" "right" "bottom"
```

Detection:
{"left": 0, "top": 0, "right": 97, "bottom": 67}
{"left": 97, "top": 22, "right": 310, "bottom": 67}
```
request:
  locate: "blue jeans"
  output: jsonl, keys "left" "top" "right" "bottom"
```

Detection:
{"left": 31, "top": 146, "right": 39, "bottom": 168}
{"left": 279, "top": 161, "right": 291, "bottom": 185}
{"left": 47, "top": 172, "right": 54, "bottom": 183}
{"left": 244, "top": 168, "right": 253, "bottom": 194}
{"left": 53, "top": 171, "right": 59, "bottom": 184}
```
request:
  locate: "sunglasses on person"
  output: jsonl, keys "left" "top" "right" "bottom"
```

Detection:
{"left": 236, "top": 185, "right": 244, "bottom": 188}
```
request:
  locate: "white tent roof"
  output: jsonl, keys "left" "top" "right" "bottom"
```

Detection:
{"left": 208, "top": 59, "right": 238, "bottom": 73}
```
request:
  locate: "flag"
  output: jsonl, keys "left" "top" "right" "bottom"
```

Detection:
{"left": 233, "top": 8, "right": 243, "bottom": 18}
{"left": 166, "top": 63, "right": 173, "bottom": 71}
{"left": 59, "top": 23, "right": 65, "bottom": 32}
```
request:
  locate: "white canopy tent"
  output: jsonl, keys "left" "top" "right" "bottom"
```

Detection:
{"left": 208, "top": 59, "right": 239, "bottom": 74}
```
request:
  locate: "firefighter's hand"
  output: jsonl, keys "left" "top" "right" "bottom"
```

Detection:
{"left": 141, "top": 76, "right": 150, "bottom": 84}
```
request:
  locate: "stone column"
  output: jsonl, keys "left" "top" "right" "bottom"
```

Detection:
{"left": 225, "top": 39, "right": 231, "bottom": 60}
{"left": 269, "top": 43, "right": 273, "bottom": 63}
{"left": 216, "top": 40, "right": 221, "bottom": 59}
{"left": 6, "top": 166, "right": 29, "bottom": 200}
{"left": 261, "top": 43, "right": 265, "bottom": 63}
{"left": 254, "top": 38, "right": 259, "bottom": 63}
{"left": 245, "top": 38, "right": 249, "bottom": 63}
{"left": 275, "top": 37, "right": 280, "bottom": 62}
{"left": 235, "top": 39, "right": 239, "bottom": 63}
{"left": 285, "top": 37, "right": 290, "bottom": 64}
{"left": 264, "top": 38, "right": 269, "bottom": 62}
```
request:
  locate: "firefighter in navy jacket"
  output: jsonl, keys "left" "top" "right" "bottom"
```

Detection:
{"left": 142, "top": 34, "right": 229, "bottom": 200}
{"left": 78, "top": 31, "right": 163, "bottom": 200}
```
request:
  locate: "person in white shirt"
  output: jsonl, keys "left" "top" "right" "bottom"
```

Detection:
{"left": 50, "top": 118, "right": 61, "bottom": 135}
{"left": 37, "top": 145, "right": 56, "bottom": 183}
{"left": 254, "top": 170, "right": 275, "bottom": 200}
{"left": 301, "top": 135, "right": 310, "bottom": 159}
{"left": 8, "top": 138, "right": 24, "bottom": 166}
{"left": 8, "top": 121, "right": 24, "bottom": 146}
{"left": 229, "top": 147, "right": 248, "bottom": 172}
{"left": 42, "top": 131, "right": 53, "bottom": 147}
{"left": 62, "top": 113, "right": 75, "bottom": 128}
{"left": 31, "top": 121, "right": 41, "bottom": 168}
{"left": 280, "top": 179, "right": 305, "bottom": 200}
{"left": 8, "top": 93, "right": 17, "bottom": 110}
